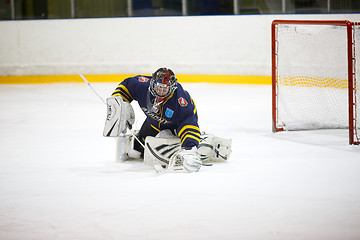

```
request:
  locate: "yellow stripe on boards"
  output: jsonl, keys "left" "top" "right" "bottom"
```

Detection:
{"left": 177, "top": 75, "right": 271, "bottom": 84}
{"left": 0, "top": 75, "right": 135, "bottom": 84}
{"left": 0, "top": 74, "right": 271, "bottom": 85}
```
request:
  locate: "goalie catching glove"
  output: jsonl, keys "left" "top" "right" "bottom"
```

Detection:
{"left": 103, "top": 96, "right": 135, "bottom": 137}
{"left": 167, "top": 146, "right": 202, "bottom": 173}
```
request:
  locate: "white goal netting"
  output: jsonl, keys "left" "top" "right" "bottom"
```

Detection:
{"left": 273, "top": 21, "right": 359, "bottom": 144}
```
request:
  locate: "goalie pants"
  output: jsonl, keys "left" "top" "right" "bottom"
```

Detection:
{"left": 134, "top": 120, "right": 159, "bottom": 156}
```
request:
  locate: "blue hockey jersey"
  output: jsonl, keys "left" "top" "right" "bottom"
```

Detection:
{"left": 112, "top": 75, "right": 201, "bottom": 148}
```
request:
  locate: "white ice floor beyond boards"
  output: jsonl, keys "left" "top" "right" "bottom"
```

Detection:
{"left": 0, "top": 83, "right": 359, "bottom": 240}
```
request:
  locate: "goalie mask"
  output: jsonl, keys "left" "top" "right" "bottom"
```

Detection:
{"left": 149, "top": 68, "right": 177, "bottom": 104}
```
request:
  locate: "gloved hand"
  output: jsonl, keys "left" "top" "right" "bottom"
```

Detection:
{"left": 167, "top": 146, "right": 202, "bottom": 173}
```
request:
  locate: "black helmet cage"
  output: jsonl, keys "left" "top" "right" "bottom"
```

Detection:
{"left": 149, "top": 68, "right": 177, "bottom": 99}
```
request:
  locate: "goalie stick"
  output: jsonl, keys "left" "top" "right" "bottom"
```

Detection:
{"left": 80, "top": 74, "right": 106, "bottom": 105}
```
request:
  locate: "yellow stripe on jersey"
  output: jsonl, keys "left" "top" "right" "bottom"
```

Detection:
{"left": 112, "top": 85, "right": 133, "bottom": 103}
{"left": 119, "top": 85, "right": 132, "bottom": 99}
{"left": 150, "top": 124, "right": 160, "bottom": 132}
{"left": 190, "top": 97, "right": 197, "bottom": 115}
{"left": 181, "top": 135, "right": 201, "bottom": 145}
{"left": 178, "top": 125, "right": 200, "bottom": 137}
{"left": 112, "top": 92, "right": 131, "bottom": 103}
{"left": 180, "top": 130, "right": 201, "bottom": 143}
{"left": 163, "top": 92, "right": 174, "bottom": 105}
{"left": 178, "top": 125, "right": 201, "bottom": 145}
{"left": 111, "top": 92, "right": 129, "bottom": 102}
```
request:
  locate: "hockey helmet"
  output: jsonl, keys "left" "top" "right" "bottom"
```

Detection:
{"left": 149, "top": 68, "right": 177, "bottom": 101}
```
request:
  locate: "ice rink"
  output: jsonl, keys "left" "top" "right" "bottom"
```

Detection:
{"left": 0, "top": 82, "right": 360, "bottom": 240}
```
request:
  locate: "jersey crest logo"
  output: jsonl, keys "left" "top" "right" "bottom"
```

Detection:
{"left": 165, "top": 108, "right": 174, "bottom": 118}
{"left": 178, "top": 97, "right": 188, "bottom": 107}
{"left": 138, "top": 77, "right": 149, "bottom": 82}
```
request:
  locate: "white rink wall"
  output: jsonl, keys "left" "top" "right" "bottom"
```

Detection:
{"left": 0, "top": 14, "right": 359, "bottom": 76}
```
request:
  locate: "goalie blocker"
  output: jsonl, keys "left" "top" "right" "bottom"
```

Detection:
{"left": 103, "top": 96, "right": 135, "bottom": 137}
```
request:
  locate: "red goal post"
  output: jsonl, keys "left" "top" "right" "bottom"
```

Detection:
{"left": 271, "top": 20, "right": 360, "bottom": 145}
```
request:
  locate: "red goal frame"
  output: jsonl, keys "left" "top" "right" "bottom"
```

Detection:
{"left": 271, "top": 20, "right": 359, "bottom": 145}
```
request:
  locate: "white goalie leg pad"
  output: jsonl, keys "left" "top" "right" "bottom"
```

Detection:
{"left": 144, "top": 136, "right": 201, "bottom": 173}
{"left": 116, "top": 133, "right": 142, "bottom": 162}
{"left": 116, "top": 135, "right": 130, "bottom": 162}
{"left": 103, "top": 96, "right": 135, "bottom": 137}
{"left": 198, "top": 133, "right": 232, "bottom": 162}
{"left": 143, "top": 136, "right": 181, "bottom": 168}
{"left": 126, "top": 134, "right": 142, "bottom": 159}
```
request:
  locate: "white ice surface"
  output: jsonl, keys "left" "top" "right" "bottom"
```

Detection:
{"left": 0, "top": 83, "right": 360, "bottom": 240}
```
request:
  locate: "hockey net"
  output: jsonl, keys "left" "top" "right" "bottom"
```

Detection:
{"left": 272, "top": 20, "right": 360, "bottom": 145}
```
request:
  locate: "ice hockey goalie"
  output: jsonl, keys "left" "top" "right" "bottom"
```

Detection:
{"left": 103, "top": 67, "right": 232, "bottom": 173}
